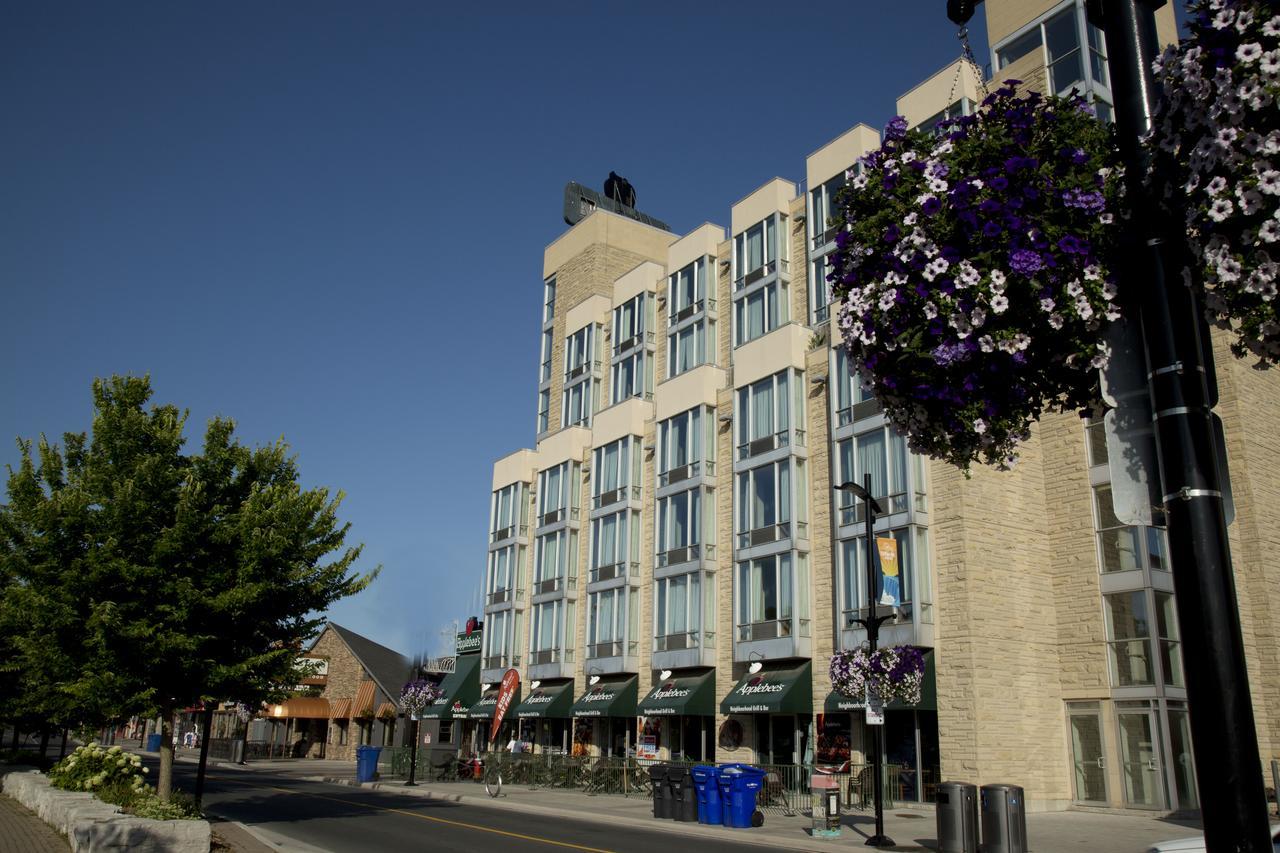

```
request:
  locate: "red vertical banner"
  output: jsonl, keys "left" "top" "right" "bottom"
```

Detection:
{"left": 489, "top": 669, "right": 520, "bottom": 742}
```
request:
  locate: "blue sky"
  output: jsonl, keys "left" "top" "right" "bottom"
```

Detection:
{"left": 0, "top": 1, "right": 998, "bottom": 659}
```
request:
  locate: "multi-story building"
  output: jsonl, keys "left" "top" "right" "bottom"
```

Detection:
{"left": 468, "top": 0, "right": 1280, "bottom": 814}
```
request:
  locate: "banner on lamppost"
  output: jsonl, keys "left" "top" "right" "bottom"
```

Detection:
{"left": 490, "top": 669, "right": 520, "bottom": 741}
{"left": 876, "top": 536, "right": 901, "bottom": 607}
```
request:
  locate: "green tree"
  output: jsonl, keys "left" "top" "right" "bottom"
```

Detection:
{"left": 0, "top": 376, "right": 377, "bottom": 799}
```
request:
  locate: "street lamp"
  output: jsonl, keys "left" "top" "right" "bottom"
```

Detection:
{"left": 835, "top": 474, "right": 894, "bottom": 849}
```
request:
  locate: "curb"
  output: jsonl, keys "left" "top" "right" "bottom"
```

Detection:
{"left": 310, "top": 775, "right": 843, "bottom": 852}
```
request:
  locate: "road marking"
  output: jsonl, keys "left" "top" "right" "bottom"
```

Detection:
{"left": 209, "top": 775, "right": 613, "bottom": 852}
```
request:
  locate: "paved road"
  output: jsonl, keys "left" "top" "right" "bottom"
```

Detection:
{"left": 162, "top": 761, "right": 784, "bottom": 853}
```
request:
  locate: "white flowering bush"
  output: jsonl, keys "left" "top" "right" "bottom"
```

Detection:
{"left": 48, "top": 743, "right": 148, "bottom": 795}
{"left": 400, "top": 679, "right": 442, "bottom": 720}
{"left": 829, "top": 87, "right": 1122, "bottom": 470}
{"left": 1150, "top": 0, "right": 1280, "bottom": 365}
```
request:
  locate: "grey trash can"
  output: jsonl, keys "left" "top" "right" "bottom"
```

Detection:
{"left": 935, "top": 781, "right": 978, "bottom": 853}
{"left": 230, "top": 739, "right": 245, "bottom": 764}
{"left": 979, "top": 784, "right": 1027, "bottom": 853}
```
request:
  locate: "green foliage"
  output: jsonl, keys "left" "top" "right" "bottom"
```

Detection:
{"left": 48, "top": 743, "right": 148, "bottom": 794}
{"left": 1, "top": 375, "right": 379, "bottom": 800}
{"left": 130, "top": 789, "right": 201, "bottom": 821}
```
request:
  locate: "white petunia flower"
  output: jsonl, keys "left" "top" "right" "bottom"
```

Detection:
{"left": 990, "top": 295, "right": 1009, "bottom": 314}
{"left": 978, "top": 335, "right": 995, "bottom": 353}
{"left": 1208, "top": 198, "right": 1234, "bottom": 222}
{"left": 1237, "top": 43, "right": 1263, "bottom": 65}
{"left": 1048, "top": 312, "right": 1065, "bottom": 330}
{"left": 1040, "top": 297, "right": 1055, "bottom": 312}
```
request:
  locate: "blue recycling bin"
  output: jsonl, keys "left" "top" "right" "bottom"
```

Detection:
{"left": 146, "top": 733, "right": 162, "bottom": 752}
{"left": 717, "top": 764, "right": 766, "bottom": 828}
{"left": 355, "top": 745, "right": 382, "bottom": 783}
{"left": 691, "top": 765, "right": 723, "bottom": 825}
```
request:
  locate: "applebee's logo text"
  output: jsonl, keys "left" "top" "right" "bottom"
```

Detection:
{"left": 736, "top": 681, "right": 783, "bottom": 696}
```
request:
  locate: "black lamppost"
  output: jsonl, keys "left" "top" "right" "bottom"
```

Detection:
{"left": 836, "top": 475, "right": 893, "bottom": 849}
{"left": 938, "top": 2, "right": 1271, "bottom": 849}
{"left": 405, "top": 713, "right": 421, "bottom": 787}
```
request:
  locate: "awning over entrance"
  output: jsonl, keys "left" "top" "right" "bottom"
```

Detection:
{"left": 569, "top": 675, "right": 638, "bottom": 718}
{"left": 420, "top": 651, "right": 481, "bottom": 720}
{"left": 269, "top": 697, "right": 331, "bottom": 719}
{"left": 512, "top": 681, "right": 574, "bottom": 719}
{"left": 468, "top": 685, "right": 522, "bottom": 720}
{"left": 328, "top": 698, "right": 351, "bottom": 718}
{"left": 637, "top": 669, "right": 715, "bottom": 717}
{"left": 822, "top": 649, "right": 937, "bottom": 713}
{"left": 720, "top": 660, "right": 812, "bottom": 715}
{"left": 351, "top": 681, "right": 376, "bottom": 718}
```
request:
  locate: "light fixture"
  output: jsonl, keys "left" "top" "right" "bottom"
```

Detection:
{"left": 811, "top": 374, "right": 828, "bottom": 384}
{"left": 718, "top": 414, "right": 732, "bottom": 424}
{"left": 530, "top": 680, "right": 541, "bottom": 690}
{"left": 644, "top": 444, "right": 656, "bottom": 453}
{"left": 659, "top": 669, "right": 672, "bottom": 681}
{"left": 588, "top": 666, "right": 602, "bottom": 686}
{"left": 748, "top": 651, "right": 765, "bottom": 675}
{"left": 480, "top": 683, "right": 491, "bottom": 693}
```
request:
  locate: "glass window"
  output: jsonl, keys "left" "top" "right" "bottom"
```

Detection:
{"left": 997, "top": 26, "right": 1043, "bottom": 69}
{"left": 736, "top": 460, "right": 792, "bottom": 535}
{"left": 659, "top": 407, "right": 709, "bottom": 480}
{"left": 736, "top": 370, "right": 793, "bottom": 456}
{"left": 544, "top": 276, "right": 556, "bottom": 323}
{"left": 810, "top": 252, "right": 832, "bottom": 325}
{"left": 833, "top": 348, "right": 876, "bottom": 426}
{"left": 531, "top": 600, "right": 563, "bottom": 653}
{"left": 491, "top": 483, "right": 519, "bottom": 534}
{"left": 537, "top": 389, "right": 550, "bottom": 434}
{"left": 540, "top": 329, "right": 553, "bottom": 383}
{"left": 655, "top": 572, "right": 701, "bottom": 639}
{"left": 836, "top": 428, "right": 910, "bottom": 520}
{"left": 809, "top": 174, "right": 845, "bottom": 242}
{"left": 1087, "top": 20, "right": 1109, "bottom": 88}
{"left": 657, "top": 488, "right": 701, "bottom": 553}
{"left": 669, "top": 260, "right": 702, "bottom": 318}
{"left": 589, "top": 587, "right": 626, "bottom": 650}
{"left": 1093, "top": 484, "right": 1167, "bottom": 573}
{"left": 1154, "top": 592, "right": 1183, "bottom": 688}
{"left": 1045, "top": 7, "right": 1085, "bottom": 95}
{"left": 1106, "top": 592, "right": 1154, "bottom": 687}
{"left": 591, "top": 509, "right": 638, "bottom": 572}
{"left": 562, "top": 379, "right": 595, "bottom": 428}
{"left": 734, "top": 282, "right": 784, "bottom": 345}
{"left": 611, "top": 351, "right": 649, "bottom": 403}
{"left": 840, "top": 528, "right": 913, "bottom": 615}
{"left": 565, "top": 325, "right": 593, "bottom": 376}
{"left": 737, "top": 554, "right": 793, "bottom": 633}
{"left": 668, "top": 322, "right": 706, "bottom": 377}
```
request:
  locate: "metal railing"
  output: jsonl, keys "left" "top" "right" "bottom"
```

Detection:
{"left": 736, "top": 521, "right": 806, "bottom": 549}
{"left": 653, "top": 630, "right": 715, "bottom": 651}
{"left": 588, "top": 561, "right": 639, "bottom": 584}
{"left": 658, "top": 460, "right": 714, "bottom": 487}
{"left": 592, "top": 485, "right": 641, "bottom": 509}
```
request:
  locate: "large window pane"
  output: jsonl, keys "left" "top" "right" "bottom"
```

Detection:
{"left": 1106, "top": 592, "right": 1153, "bottom": 686}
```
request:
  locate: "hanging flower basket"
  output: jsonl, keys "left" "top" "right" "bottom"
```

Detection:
{"left": 1148, "top": 0, "right": 1280, "bottom": 366}
{"left": 400, "top": 679, "right": 441, "bottom": 721}
{"left": 829, "top": 84, "right": 1123, "bottom": 470}
{"left": 829, "top": 645, "right": 926, "bottom": 707}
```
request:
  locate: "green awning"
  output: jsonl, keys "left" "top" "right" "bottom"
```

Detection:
{"left": 823, "top": 649, "right": 936, "bottom": 713}
{"left": 720, "top": 660, "right": 812, "bottom": 715}
{"left": 512, "top": 681, "right": 574, "bottom": 719}
{"left": 468, "top": 685, "right": 522, "bottom": 720}
{"left": 419, "top": 652, "right": 481, "bottom": 720}
{"left": 569, "top": 675, "right": 637, "bottom": 718}
{"left": 637, "top": 669, "right": 716, "bottom": 717}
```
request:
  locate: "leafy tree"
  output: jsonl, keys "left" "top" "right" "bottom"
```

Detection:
{"left": 0, "top": 376, "right": 377, "bottom": 799}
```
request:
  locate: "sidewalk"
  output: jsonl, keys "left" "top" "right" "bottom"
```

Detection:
{"left": 160, "top": 749, "right": 1206, "bottom": 853}
{"left": 0, "top": 787, "right": 68, "bottom": 853}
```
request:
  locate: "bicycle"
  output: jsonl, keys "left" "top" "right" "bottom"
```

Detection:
{"left": 483, "top": 760, "right": 504, "bottom": 798}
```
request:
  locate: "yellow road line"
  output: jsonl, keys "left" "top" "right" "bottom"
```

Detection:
{"left": 210, "top": 775, "right": 613, "bottom": 852}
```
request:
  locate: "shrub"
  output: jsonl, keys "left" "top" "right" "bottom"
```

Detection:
{"left": 48, "top": 743, "right": 148, "bottom": 795}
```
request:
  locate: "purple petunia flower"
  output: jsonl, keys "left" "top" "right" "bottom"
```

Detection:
{"left": 885, "top": 116, "right": 909, "bottom": 141}
{"left": 1010, "top": 249, "right": 1044, "bottom": 275}
{"left": 921, "top": 195, "right": 942, "bottom": 215}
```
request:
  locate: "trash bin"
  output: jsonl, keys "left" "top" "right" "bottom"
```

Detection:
{"left": 936, "top": 781, "right": 978, "bottom": 853}
{"left": 648, "top": 764, "right": 672, "bottom": 819}
{"left": 811, "top": 772, "right": 841, "bottom": 838}
{"left": 230, "top": 739, "right": 245, "bottom": 764}
{"left": 691, "top": 765, "right": 723, "bottom": 825}
{"left": 673, "top": 767, "right": 698, "bottom": 822}
{"left": 979, "top": 784, "right": 1027, "bottom": 853}
{"left": 355, "top": 745, "right": 383, "bottom": 783}
{"left": 146, "top": 733, "right": 163, "bottom": 752}
{"left": 717, "top": 764, "right": 766, "bottom": 828}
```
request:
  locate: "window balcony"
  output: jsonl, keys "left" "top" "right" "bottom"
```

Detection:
{"left": 538, "top": 506, "right": 580, "bottom": 527}
{"left": 612, "top": 330, "right": 655, "bottom": 356}
{"left": 490, "top": 524, "right": 529, "bottom": 544}
{"left": 485, "top": 587, "right": 525, "bottom": 607}
{"left": 654, "top": 630, "right": 715, "bottom": 652}
{"left": 588, "top": 561, "right": 639, "bottom": 585}
{"left": 656, "top": 542, "right": 715, "bottom": 569}
{"left": 566, "top": 360, "right": 602, "bottom": 381}
{"left": 811, "top": 224, "right": 844, "bottom": 252}
{"left": 835, "top": 396, "right": 883, "bottom": 428}
{"left": 838, "top": 494, "right": 907, "bottom": 526}
{"left": 483, "top": 653, "right": 520, "bottom": 671}
{"left": 658, "top": 460, "right": 715, "bottom": 488}
{"left": 737, "top": 428, "right": 805, "bottom": 461}
{"left": 669, "top": 297, "right": 717, "bottom": 324}
{"left": 528, "top": 647, "right": 573, "bottom": 666}
{"left": 587, "top": 639, "right": 638, "bottom": 660}
{"left": 592, "top": 485, "right": 641, "bottom": 510}
{"left": 737, "top": 617, "right": 810, "bottom": 643}
{"left": 532, "top": 574, "right": 576, "bottom": 597}
{"left": 736, "top": 522, "right": 806, "bottom": 550}
{"left": 733, "top": 259, "right": 790, "bottom": 292}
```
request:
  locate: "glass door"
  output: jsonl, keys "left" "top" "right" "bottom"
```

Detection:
{"left": 1116, "top": 702, "right": 1166, "bottom": 809}
{"left": 1165, "top": 706, "right": 1198, "bottom": 811}
{"left": 1067, "top": 705, "right": 1108, "bottom": 803}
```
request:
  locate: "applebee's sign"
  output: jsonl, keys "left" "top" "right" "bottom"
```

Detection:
{"left": 455, "top": 630, "right": 483, "bottom": 655}
{"left": 725, "top": 675, "right": 785, "bottom": 713}
{"left": 644, "top": 681, "right": 691, "bottom": 715}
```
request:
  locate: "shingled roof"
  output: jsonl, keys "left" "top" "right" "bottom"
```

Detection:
{"left": 312, "top": 623, "right": 414, "bottom": 709}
